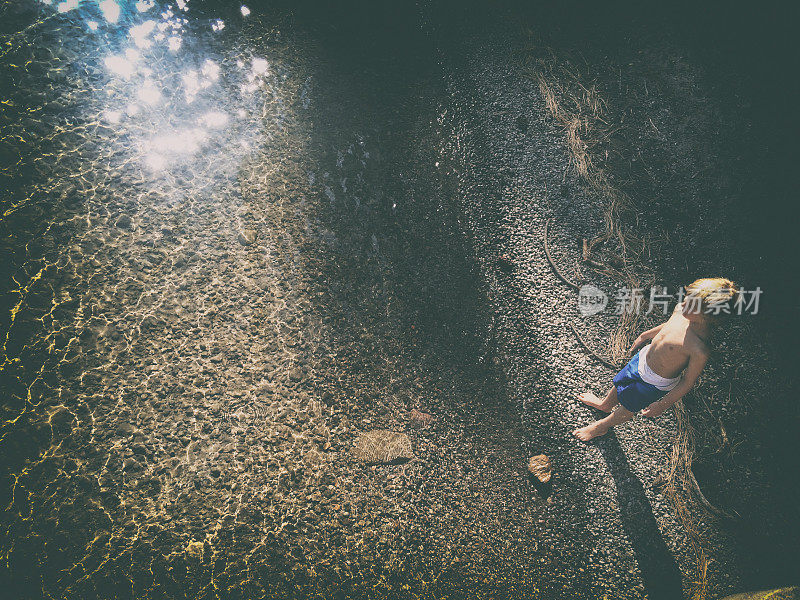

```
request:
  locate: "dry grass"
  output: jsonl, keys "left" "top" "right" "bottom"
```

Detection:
{"left": 668, "top": 401, "right": 711, "bottom": 600}
{"left": 529, "top": 57, "right": 652, "bottom": 365}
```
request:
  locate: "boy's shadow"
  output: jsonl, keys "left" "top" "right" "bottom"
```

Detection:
{"left": 595, "top": 432, "right": 684, "bottom": 600}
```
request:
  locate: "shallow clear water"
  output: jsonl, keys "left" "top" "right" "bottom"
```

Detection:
{"left": 1, "top": 2, "right": 534, "bottom": 598}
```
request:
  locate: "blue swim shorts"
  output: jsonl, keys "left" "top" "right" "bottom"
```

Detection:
{"left": 613, "top": 348, "right": 676, "bottom": 413}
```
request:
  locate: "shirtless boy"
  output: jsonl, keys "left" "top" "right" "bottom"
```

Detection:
{"left": 573, "top": 277, "right": 739, "bottom": 441}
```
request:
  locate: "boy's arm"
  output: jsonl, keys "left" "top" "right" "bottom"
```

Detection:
{"left": 640, "top": 350, "right": 708, "bottom": 418}
{"left": 629, "top": 323, "right": 665, "bottom": 354}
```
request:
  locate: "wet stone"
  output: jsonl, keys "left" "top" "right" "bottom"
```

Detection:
{"left": 238, "top": 229, "right": 257, "bottom": 245}
{"left": 408, "top": 409, "right": 434, "bottom": 428}
{"left": 352, "top": 430, "right": 414, "bottom": 465}
{"left": 122, "top": 458, "right": 142, "bottom": 472}
{"left": 185, "top": 540, "right": 204, "bottom": 561}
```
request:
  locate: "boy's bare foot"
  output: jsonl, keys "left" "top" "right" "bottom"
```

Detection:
{"left": 572, "top": 422, "right": 609, "bottom": 442}
{"left": 578, "top": 392, "right": 612, "bottom": 413}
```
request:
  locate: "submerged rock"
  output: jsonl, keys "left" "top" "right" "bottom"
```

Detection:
{"left": 185, "top": 540, "right": 204, "bottom": 561}
{"left": 527, "top": 454, "right": 552, "bottom": 483}
{"left": 352, "top": 430, "right": 413, "bottom": 464}
{"left": 238, "top": 229, "right": 257, "bottom": 245}
{"left": 408, "top": 409, "right": 434, "bottom": 428}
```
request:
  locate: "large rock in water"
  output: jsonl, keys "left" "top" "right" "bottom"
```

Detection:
{"left": 718, "top": 588, "right": 798, "bottom": 600}
{"left": 352, "top": 430, "right": 413, "bottom": 464}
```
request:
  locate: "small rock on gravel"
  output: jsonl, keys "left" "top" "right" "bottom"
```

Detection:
{"left": 185, "top": 540, "right": 204, "bottom": 561}
{"left": 496, "top": 254, "right": 515, "bottom": 273}
{"left": 527, "top": 454, "right": 552, "bottom": 483}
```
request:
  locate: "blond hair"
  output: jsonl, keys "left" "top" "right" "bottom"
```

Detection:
{"left": 684, "top": 277, "right": 740, "bottom": 316}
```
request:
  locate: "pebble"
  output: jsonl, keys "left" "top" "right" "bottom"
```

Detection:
{"left": 238, "top": 229, "right": 258, "bottom": 245}
{"left": 528, "top": 454, "right": 552, "bottom": 483}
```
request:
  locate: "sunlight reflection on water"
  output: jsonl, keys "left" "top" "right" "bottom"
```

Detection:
{"left": 37, "top": 0, "right": 273, "bottom": 178}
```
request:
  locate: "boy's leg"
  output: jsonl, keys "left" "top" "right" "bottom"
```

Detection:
{"left": 577, "top": 386, "right": 618, "bottom": 413}
{"left": 572, "top": 405, "right": 635, "bottom": 441}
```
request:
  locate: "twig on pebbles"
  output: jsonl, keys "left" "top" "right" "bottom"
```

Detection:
{"left": 543, "top": 219, "right": 579, "bottom": 290}
{"left": 568, "top": 323, "right": 618, "bottom": 370}
{"left": 544, "top": 219, "right": 618, "bottom": 369}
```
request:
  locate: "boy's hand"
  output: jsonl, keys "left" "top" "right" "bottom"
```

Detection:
{"left": 640, "top": 404, "right": 664, "bottom": 418}
{"left": 628, "top": 336, "right": 646, "bottom": 354}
